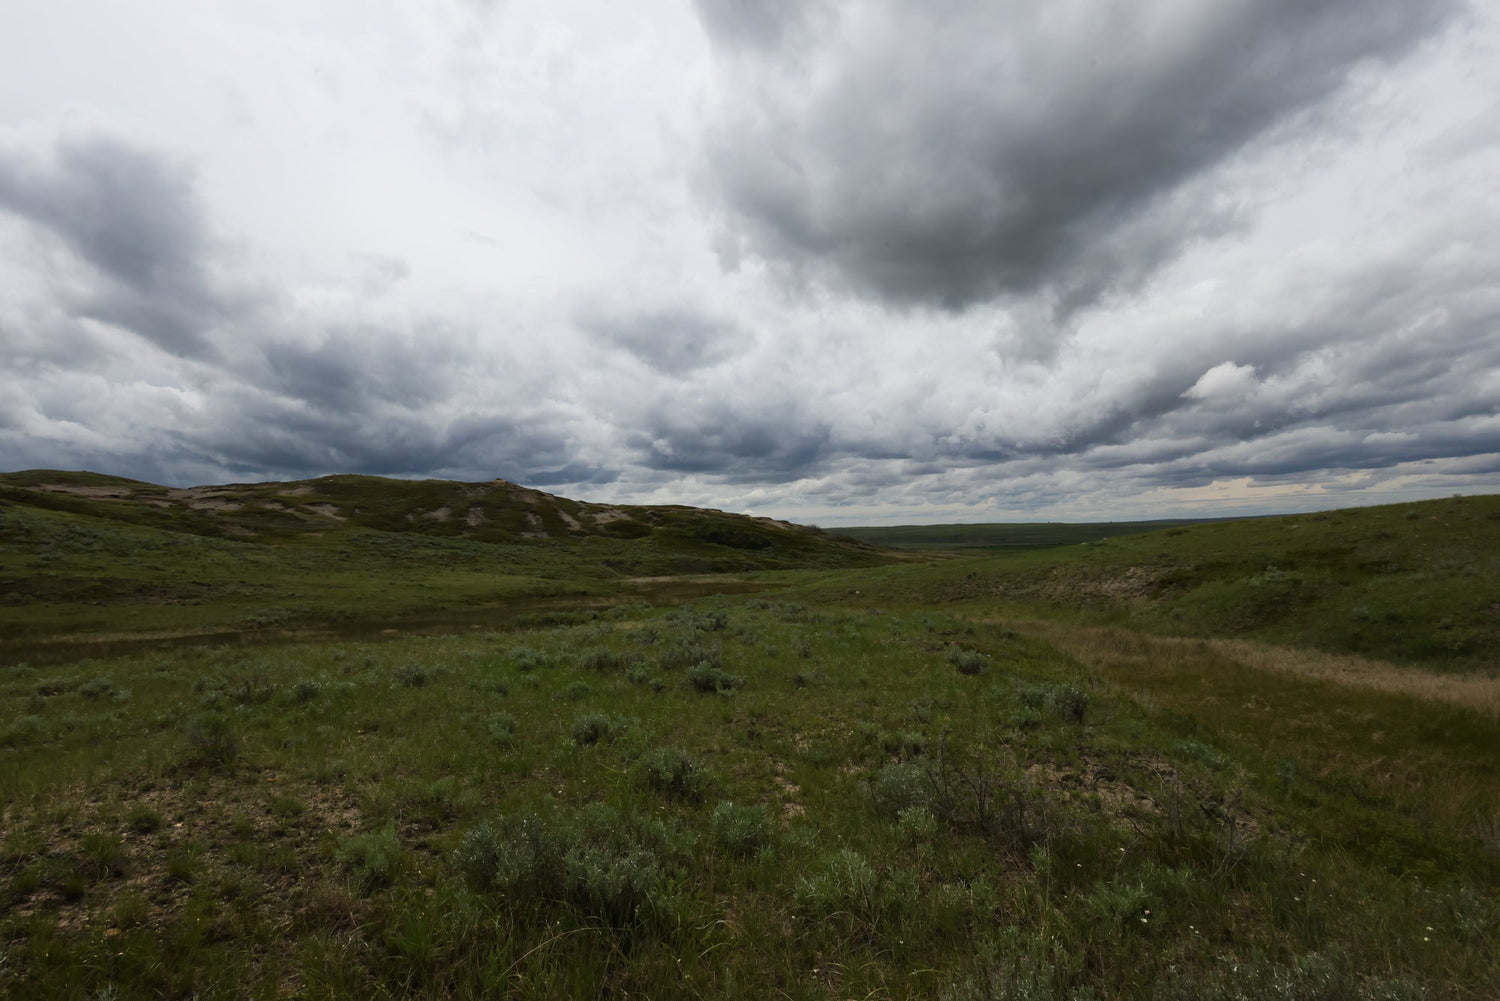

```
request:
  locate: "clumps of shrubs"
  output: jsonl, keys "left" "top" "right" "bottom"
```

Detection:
{"left": 485, "top": 712, "right": 519, "bottom": 747}
{"left": 451, "top": 803, "right": 695, "bottom": 927}
{"left": 2, "top": 715, "right": 49, "bottom": 748}
{"left": 509, "top": 647, "right": 553, "bottom": 673}
{"left": 183, "top": 712, "right": 240, "bottom": 766}
{"left": 1016, "top": 681, "right": 1089, "bottom": 723}
{"left": 336, "top": 824, "right": 402, "bottom": 891}
{"left": 687, "top": 661, "right": 746, "bottom": 694}
{"left": 794, "top": 848, "right": 918, "bottom": 937}
{"left": 709, "top": 801, "right": 774, "bottom": 859}
{"left": 78, "top": 676, "right": 129, "bottom": 703}
{"left": 634, "top": 746, "right": 712, "bottom": 804}
{"left": 658, "top": 637, "right": 722, "bottom": 672}
{"left": 571, "top": 712, "right": 630, "bottom": 746}
{"left": 866, "top": 760, "right": 934, "bottom": 819}
{"left": 671, "top": 605, "right": 729, "bottom": 632}
{"left": 579, "top": 646, "right": 634, "bottom": 673}
{"left": 947, "top": 646, "right": 991, "bottom": 676}
{"left": 395, "top": 662, "right": 436, "bottom": 688}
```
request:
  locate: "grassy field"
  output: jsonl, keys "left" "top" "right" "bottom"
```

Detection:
{"left": 826, "top": 519, "right": 1226, "bottom": 552}
{"left": 1, "top": 479, "right": 1497, "bottom": 999}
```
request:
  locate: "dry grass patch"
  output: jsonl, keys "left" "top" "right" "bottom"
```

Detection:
{"left": 1013, "top": 620, "right": 1500, "bottom": 717}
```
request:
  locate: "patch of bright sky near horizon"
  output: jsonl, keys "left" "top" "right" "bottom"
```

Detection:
{"left": 1, "top": 0, "right": 1497, "bottom": 525}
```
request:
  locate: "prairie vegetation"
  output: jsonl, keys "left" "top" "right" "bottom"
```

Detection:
{"left": 1, "top": 477, "right": 1496, "bottom": 998}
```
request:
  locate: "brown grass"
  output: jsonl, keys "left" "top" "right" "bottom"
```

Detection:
{"left": 1010, "top": 620, "right": 1500, "bottom": 717}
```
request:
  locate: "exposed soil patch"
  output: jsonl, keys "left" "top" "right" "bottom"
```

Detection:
{"left": 38, "top": 484, "right": 135, "bottom": 499}
{"left": 5, "top": 771, "right": 370, "bottom": 937}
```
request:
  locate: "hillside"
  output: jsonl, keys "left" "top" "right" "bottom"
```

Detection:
{"left": 805, "top": 494, "right": 1500, "bottom": 670}
{"left": 827, "top": 517, "right": 1226, "bottom": 552}
{"left": 0, "top": 469, "right": 872, "bottom": 552}
{"left": 0, "top": 470, "right": 883, "bottom": 662}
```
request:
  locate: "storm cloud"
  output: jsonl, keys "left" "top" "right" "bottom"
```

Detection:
{"left": 0, "top": 128, "right": 237, "bottom": 359}
{"left": 1, "top": 1, "right": 1498, "bottom": 523}
{"left": 699, "top": 0, "right": 1461, "bottom": 313}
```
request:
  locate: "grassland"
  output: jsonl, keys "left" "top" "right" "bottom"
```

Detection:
{"left": 826, "top": 519, "right": 1226, "bottom": 553}
{"left": 1, "top": 478, "right": 1496, "bottom": 999}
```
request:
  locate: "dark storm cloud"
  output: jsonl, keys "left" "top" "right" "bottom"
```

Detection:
{"left": 188, "top": 390, "right": 592, "bottom": 486}
{"left": 693, "top": 0, "right": 823, "bottom": 54}
{"left": 630, "top": 396, "right": 833, "bottom": 481}
{"left": 581, "top": 305, "right": 745, "bottom": 375}
{"left": 0, "top": 129, "right": 236, "bottom": 357}
{"left": 259, "top": 324, "right": 464, "bottom": 413}
{"left": 699, "top": 0, "right": 1461, "bottom": 313}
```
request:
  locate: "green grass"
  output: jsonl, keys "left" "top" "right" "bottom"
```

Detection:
{"left": 828, "top": 517, "right": 1227, "bottom": 552}
{"left": 803, "top": 494, "right": 1500, "bottom": 671}
{"left": 0, "top": 474, "right": 882, "bottom": 662}
{"left": 0, "top": 477, "right": 1496, "bottom": 998}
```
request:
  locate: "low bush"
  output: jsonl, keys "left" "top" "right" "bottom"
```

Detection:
{"left": 659, "top": 637, "right": 722, "bottom": 672}
{"left": 126, "top": 803, "right": 164, "bottom": 834}
{"left": 485, "top": 712, "right": 518, "bottom": 747}
{"left": 709, "top": 801, "right": 774, "bottom": 858}
{"left": 947, "top": 647, "right": 991, "bottom": 676}
{"left": 1, "top": 714, "right": 48, "bottom": 748}
{"left": 1018, "top": 681, "right": 1089, "bottom": 723}
{"left": 635, "top": 746, "right": 711, "bottom": 804}
{"left": 337, "top": 824, "right": 402, "bottom": 891}
{"left": 78, "top": 676, "right": 125, "bottom": 701}
{"left": 794, "top": 848, "right": 918, "bottom": 937}
{"left": 183, "top": 712, "right": 240, "bottom": 766}
{"left": 867, "top": 760, "right": 934, "bottom": 819}
{"left": 687, "top": 661, "right": 746, "bottom": 694}
{"left": 510, "top": 647, "right": 552, "bottom": 673}
{"left": 579, "top": 646, "right": 633, "bottom": 672}
{"left": 571, "top": 712, "right": 617, "bottom": 746}
{"left": 395, "top": 662, "right": 434, "bottom": 688}
{"left": 452, "top": 804, "right": 693, "bottom": 927}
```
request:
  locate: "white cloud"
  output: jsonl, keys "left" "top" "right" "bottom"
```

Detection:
{"left": 1184, "top": 362, "right": 1258, "bottom": 401}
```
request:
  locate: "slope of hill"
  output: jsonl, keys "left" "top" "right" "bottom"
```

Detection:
{"left": 827, "top": 517, "right": 1228, "bottom": 552}
{"left": 0, "top": 470, "right": 883, "bottom": 661}
{"left": 0, "top": 469, "right": 870, "bottom": 552}
{"left": 805, "top": 494, "right": 1500, "bottom": 670}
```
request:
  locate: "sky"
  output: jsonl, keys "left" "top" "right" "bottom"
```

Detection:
{"left": 2, "top": 0, "right": 1498, "bottom": 526}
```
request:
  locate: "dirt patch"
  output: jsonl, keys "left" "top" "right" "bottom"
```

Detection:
{"left": 5, "top": 772, "right": 370, "bottom": 937}
{"left": 590, "top": 508, "right": 631, "bottom": 525}
{"left": 38, "top": 484, "right": 135, "bottom": 499}
{"left": 466, "top": 507, "right": 485, "bottom": 527}
{"left": 305, "top": 504, "right": 345, "bottom": 520}
{"left": 772, "top": 761, "right": 805, "bottom": 819}
{"left": 186, "top": 498, "right": 243, "bottom": 511}
{"left": 1025, "top": 751, "right": 1260, "bottom": 842}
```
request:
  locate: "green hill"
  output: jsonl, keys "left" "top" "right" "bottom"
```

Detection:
{"left": 827, "top": 517, "right": 1227, "bottom": 552}
{"left": 0, "top": 470, "right": 882, "bottom": 662}
{"left": 807, "top": 494, "right": 1500, "bottom": 670}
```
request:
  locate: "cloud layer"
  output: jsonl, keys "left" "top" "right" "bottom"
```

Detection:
{"left": 2, "top": 0, "right": 1497, "bottom": 522}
